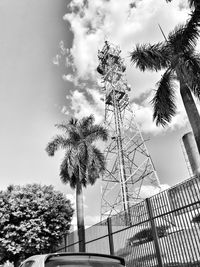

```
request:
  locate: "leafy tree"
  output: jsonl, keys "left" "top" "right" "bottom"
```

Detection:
{"left": 46, "top": 115, "right": 108, "bottom": 252}
{"left": 0, "top": 184, "right": 73, "bottom": 267}
{"left": 130, "top": 7, "right": 200, "bottom": 154}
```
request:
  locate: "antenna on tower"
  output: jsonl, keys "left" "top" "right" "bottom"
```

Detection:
{"left": 158, "top": 24, "right": 167, "bottom": 41}
{"left": 97, "top": 41, "right": 161, "bottom": 223}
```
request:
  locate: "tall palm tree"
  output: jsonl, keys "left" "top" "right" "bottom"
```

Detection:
{"left": 130, "top": 7, "right": 200, "bottom": 154}
{"left": 46, "top": 115, "right": 108, "bottom": 252}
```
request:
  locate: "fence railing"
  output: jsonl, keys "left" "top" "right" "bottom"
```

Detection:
{"left": 55, "top": 176, "right": 200, "bottom": 267}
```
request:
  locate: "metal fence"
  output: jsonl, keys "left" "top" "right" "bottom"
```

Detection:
{"left": 55, "top": 176, "right": 200, "bottom": 266}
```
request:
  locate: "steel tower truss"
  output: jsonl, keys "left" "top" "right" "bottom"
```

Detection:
{"left": 97, "top": 41, "right": 161, "bottom": 220}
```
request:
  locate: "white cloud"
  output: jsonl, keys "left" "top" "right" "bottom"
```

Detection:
{"left": 64, "top": 0, "right": 189, "bottom": 81}
{"left": 61, "top": 105, "right": 69, "bottom": 115}
{"left": 70, "top": 215, "right": 100, "bottom": 230}
{"left": 65, "top": 86, "right": 188, "bottom": 135}
{"left": 52, "top": 54, "right": 61, "bottom": 65}
{"left": 134, "top": 102, "right": 165, "bottom": 135}
{"left": 66, "top": 192, "right": 88, "bottom": 208}
{"left": 85, "top": 215, "right": 101, "bottom": 227}
{"left": 68, "top": 89, "right": 104, "bottom": 123}
{"left": 62, "top": 74, "right": 75, "bottom": 83}
{"left": 63, "top": 0, "right": 192, "bottom": 133}
{"left": 70, "top": 216, "right": 77, "bottom": 231}
{"left": 138, "top": 183, "right": 170, "bottom": 199}
{"left": 86, "top": 88, "right": 104, "bottom": 110}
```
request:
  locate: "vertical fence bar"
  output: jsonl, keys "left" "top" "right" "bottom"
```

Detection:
{"left": 64, "top": 234, "right": 67, "bottom": 252}
{"left": 182, "top": 182, "right": 197, "bottom": 263}
{"left": 107, "top": 217, "right": 114, "bottom": 255}
{"left": 146, "top": 198, "right": 164, "bottom": 267}
{"left": 167, "top": 190, "right": 183, "bottom": 263}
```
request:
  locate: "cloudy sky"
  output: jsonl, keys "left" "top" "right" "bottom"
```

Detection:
{"left": 0, "top": 0, "right": 198, "bottom": 227}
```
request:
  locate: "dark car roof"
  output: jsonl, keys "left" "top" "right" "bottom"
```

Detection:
{"left": 46, "top": 252, "right": 125, "bottom": 265}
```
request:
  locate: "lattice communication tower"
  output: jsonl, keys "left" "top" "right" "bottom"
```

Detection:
{"left": 97, "top": 41, "right": 161, "bottom": 220}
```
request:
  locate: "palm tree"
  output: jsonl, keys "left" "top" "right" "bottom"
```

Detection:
{"left": 46, "top": 115, "right": 108, "bottom": 252}
{"left": 130, "top": 7, "right": 200, "bottom": 154}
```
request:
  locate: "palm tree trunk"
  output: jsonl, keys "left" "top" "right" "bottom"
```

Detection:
{"left": 180, "top": 80, "right": 200, "bottom": 156}
{"left": 76, "top": 181, "right": 86, "bottom": 252}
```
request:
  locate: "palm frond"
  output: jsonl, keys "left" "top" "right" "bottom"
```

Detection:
{"left": 190, "top": 74, "right": 200, "bottom": 99}
{"left": 151, "top": 69, "right": 176, "bottom": 126}
{"left": 55, "top": 123, "right": 72, "bottom": 132}
{"left": 68, "top": 117, "right": 78, "bottom": 126}
{"left": 55, "top": 121, "right": 81, "bottom": 147}
{"left": 91, "top": 147, "right": 106, "bottom": 172}
{"left": 79, "top": 115, "right": 95, "bottom": 132}
{"left": 190, "top": 0, "right": 200, "bottom": 8}
{"left": 56, "top": 118, "right": 78, "bottom": 133}
{"left": 59, "top": 156, "right": 71, "bottom": 184}
{"left": 68, "top": 131, "right": 80, "bottom": 144}
{"left": 77, "top": 142, "right": 87, "bottom": 162}
{"left": 130, "top": 43, "right": 169, "bottom": 72}
{"left": 86, "top": 124, "right": 108, "bottom": 143}
{"left": 168, "top": 9, "right": 200, "bottom": 53}
{"left": 180, "top": 51, "right": 200, "bottom": 98}
{"left": 60, "top": 152, "right": 79, "bottom": 188}
{"left": 87, "top": 170, "right": 99, "bottom": 185}
{"left": 86, "top": 147, "right": 106, "bottom": 185}
{"left": 78, "top": 162, "right": 87, "bottom": 187}
{"left": 45, "top": 135, "right": 71, "bottom": 156}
